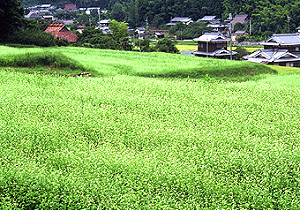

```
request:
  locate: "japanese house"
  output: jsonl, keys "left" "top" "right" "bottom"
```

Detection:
{"left": 244, "top": 33, "right": 300, "bottom": 67}
{"left": 193, "top": 32, "right": 237, "bottom": 58}
{"left": 45, "top": 23, "right": 78, "bottom": 43}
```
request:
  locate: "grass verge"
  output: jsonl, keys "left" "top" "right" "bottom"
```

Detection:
{"left": 0, "top": 51, "right": 100, "bottom": 77}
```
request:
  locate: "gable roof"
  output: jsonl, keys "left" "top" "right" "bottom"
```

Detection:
{"left": 64, "top": 4, "right": 77, "bottom": 11}
{"left": 244, "top": 49, "right": 300, "bottom": 63}
{"left": 193, "top": 32, "right": 230, "bottom": 42}
{"left": 45, "top": 23, "right": 77, "bottom": 42}
{"left": 25, "top": 11, "right": 42, "bottom": 19}
{"left": 231, "top": 14, "right": 248, "bottom": 26}
{"left": 197, "top": 16, "right": 216, "bottom": 22}
{"left": 262, "top": 33, "right": 300, "bottom": 46}
{"left": 171, "top": 17, "right": 192, "bottom": 22}
{"left": 193, "top": 49, "right": 238, "bottom": 57}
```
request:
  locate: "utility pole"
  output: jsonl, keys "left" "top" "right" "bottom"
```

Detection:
{"left": 97, "top": 8, "right": 101, "bottom": 28}
{"left": 249, "top": 19, "right": 252, "bottom": 36}
{"left": 228, "top": 13, "right": 233, "bottom": 60}
{"left": 287, "top": 15, "right": 290, "bottom": 32}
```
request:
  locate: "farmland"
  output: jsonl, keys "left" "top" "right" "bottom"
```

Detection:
{"left": 0, "top": 46, "right": 300, "bottom": 209}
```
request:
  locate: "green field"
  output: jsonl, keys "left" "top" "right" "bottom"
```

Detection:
{"left": 1, "top": 46, "right": 300, "bottom": 209}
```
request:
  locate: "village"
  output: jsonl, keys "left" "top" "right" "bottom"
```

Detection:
{"left": 23, "top": 3, "right": 300, "bottom": 68}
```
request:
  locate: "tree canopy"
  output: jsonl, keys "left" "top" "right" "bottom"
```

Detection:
{"left": 0, "top": 0, "right": 23, "bottom": 41}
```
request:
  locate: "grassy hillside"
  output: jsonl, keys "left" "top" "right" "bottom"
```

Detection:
{"left": 0, "top": 46, "right": 300, "bottom": 209}
{"left": 0, "top": 46, "right": 275, "bottom": 79}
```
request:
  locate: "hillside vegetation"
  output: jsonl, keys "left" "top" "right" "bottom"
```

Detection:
{"left": 0, "top": 46, "right": 300, "bottom": 209}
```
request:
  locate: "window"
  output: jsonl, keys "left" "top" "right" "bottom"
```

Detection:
{"left": 295, "top": 47, "right": 300, "bottom": 51}
{"left": 293, "top": 62, "right": 300, "bottom": 67}
{"left": 279, "top": 62, "right": 286, "bottom": 66}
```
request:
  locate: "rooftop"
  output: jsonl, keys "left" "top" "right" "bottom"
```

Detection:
{"left": 171, "top": 17, "right": 192, "bottom": 22}
{"left": 197, "top": 16, "right": 216, "bottom": 22}
{"left": 231, "top": 14, "right": 248, "bottom": 25}
{"left": 244, "top": 49, "right": 300, "bottom": 63}
{"left": 262, "top": 33, "right": 300, "bottom": 46}
{"left": 194, "top": 32, "right": 230, "bottom": 42}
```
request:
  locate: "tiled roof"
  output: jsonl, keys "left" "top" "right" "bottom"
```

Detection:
{"left": 171, "top": 17, "right": 192, "bottom": 22}
{"left": 244, "top": 49, "right": 300, "bottom": 63}
{"left": 45, "top": 23, "right": 77, "bottom": 42}
{"left": 197, "top": 16, "right": 216, "bottom": 22}
{"left": 194, "top": 49, "right": 237, "bottom": 57}
{"left": 231, "top": 14, "right": 248, "bottom": 26}
{"left": 64, "top": 4, "right": 77, "bottom": 10}
{"left": 262, "top": 33, "right": 300, "bottom": 46}
{"left": 194, "top": 32, "right": 230, "bottom": 42}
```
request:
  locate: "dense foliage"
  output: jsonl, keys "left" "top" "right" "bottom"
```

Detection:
{"left": 0, "top": 0, "right": 23, "bottom": 41}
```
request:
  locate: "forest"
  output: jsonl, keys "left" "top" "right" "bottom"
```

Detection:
{"left": 19, "top": 0, "right": 300, "bottom": 35}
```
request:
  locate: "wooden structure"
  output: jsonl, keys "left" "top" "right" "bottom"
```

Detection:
{"left": 244, "top": 33, "right": 300, "bottom": 67}
{"left": 193, "top": 33, "right": 237, "bottom": 58}
{"left": 45, "top": 23, "right": 78, "bottom": 43}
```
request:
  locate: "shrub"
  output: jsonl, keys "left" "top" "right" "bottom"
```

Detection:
{"left": 234, "top": 46, "right": 251, "bottom": 60}
{"left": 155, "top": 38, "right": 179, "bottom": 53}
{"left": 4, "top": 29, "right": 57, "bottom": 47}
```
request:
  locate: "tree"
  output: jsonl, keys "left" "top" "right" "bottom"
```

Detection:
{"left": 109, "top": 20, "right": 132, "bottom": 50}
{"left": 0, "top": 0, "right": 23, "bottom": 41}
{"left": 110, "top": 3, "right": 126, "bottom": 22}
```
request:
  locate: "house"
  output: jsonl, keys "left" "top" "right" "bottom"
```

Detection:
{"left": 244, "top": 33, "right": 300, "bottom": 67}
{"left": 148, "top": 28, "right": 169, "bottom": 38}
{"left": 197, "top": 16, "right": 217, "bottom": 22}
{"left": 230, "top": 14, "right": 248, "bottom": 27}
{"left": 232, "top": 30, "right": 248, "bottom": 42}
{"left": 100, "top": 19, "right": 110, "bottom": 29}
{"left": 64, "top": 4, "right": 78, "bottom": 11}
{"left": 166, "top": 17, "right": 193, "bottom": 26}
{"left": 193, "top": 32, "right": 237, "bottom": 58}
{"left": 45, "top": 23, "right": 78, "bottom": 42}
{"left": 196, "top": 15, "right": 225, "bottom": 32}
{"left": 24, "top": 11, "right": 42, "bottom": 19}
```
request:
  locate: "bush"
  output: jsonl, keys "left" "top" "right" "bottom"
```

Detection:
{"left": 234, "top": 46, "right": 251, "bottom": 60}
{"left": 135, "top": 39, "right": 154, "bottom": 52}
{"left": 155, "top": 38, "right": 179, "bottom": 54}
{"left": 4, "top": 29, "right": 57, "bottom": 47}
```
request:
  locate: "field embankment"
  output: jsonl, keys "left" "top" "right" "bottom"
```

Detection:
{"left": 0, "top": 47, "right": 99, "bottom": 77}
{"left": 0, "top": 46, "right": 299, "bottom": 209}
{"left": 0, "top": 46, "right": 275, "bottom": 79}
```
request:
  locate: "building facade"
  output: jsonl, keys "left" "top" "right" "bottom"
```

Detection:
{"left": 244, "top": 33, "right": 300, "bottom": 67}
{"left": 193, "top": 33, "right": 237, "bottom": 58}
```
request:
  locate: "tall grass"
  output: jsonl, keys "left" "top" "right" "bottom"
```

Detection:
{"left": 0, "top": 71, "right": 299, "bottom": 208}
{"left": 0, "top": 46, "right": 299, "bottom": 208}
